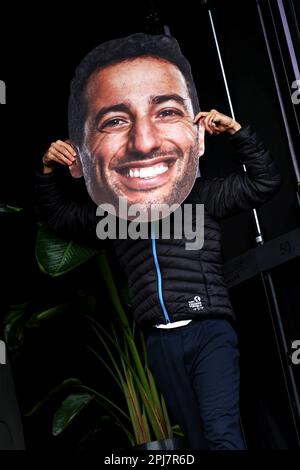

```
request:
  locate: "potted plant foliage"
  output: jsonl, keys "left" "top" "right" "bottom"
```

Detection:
{"left": 4, "top": 220, "right": 185, "bottom": 449}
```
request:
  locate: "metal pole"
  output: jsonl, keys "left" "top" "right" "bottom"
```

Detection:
{"left": 207, "top": 8, "right": 264, "bottom": 244}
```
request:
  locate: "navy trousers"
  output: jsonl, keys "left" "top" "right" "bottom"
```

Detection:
{"left": 146, "top": 318, "right": 245, "bottom": 450}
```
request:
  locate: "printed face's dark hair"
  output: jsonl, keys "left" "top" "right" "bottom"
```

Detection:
{"left": 68, "top": 33, "right": 200, "bottom": 147}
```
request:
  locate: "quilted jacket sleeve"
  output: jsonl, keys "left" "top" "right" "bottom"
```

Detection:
{"left": 35, "top": 169, "right": 100, "bottom": 244}
{"left": 193, "top": 125, "right": 282, "bottom": 219}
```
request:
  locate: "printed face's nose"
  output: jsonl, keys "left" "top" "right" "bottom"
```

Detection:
{"left": 127, "top": 117, "right": 161, "bottom": 156}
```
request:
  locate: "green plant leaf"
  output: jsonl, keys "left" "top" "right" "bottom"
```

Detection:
{"left": 76, "top": 415, "right": 113, "bottom": 450}
{"left": 0, "top": 204, "right": 23, "bottom": 213}
{"left": 78, "top": 385, "right": 130, "bottom": 422}
{"left": 4, "top": 322, "right": 24, "bottom": 350}
{"left": 84, "top": 316, "right": 127, "bottom": 390}
{"left": 124, "top": 344, "right": 167, "bottom": 440}
{"left": 146, "top": 366, "right": 163, "bottom": 418}
{"left": 35, "top": 226, "right": 99, "bottom": 277}
{"left": 26, "top": 378, "right": 82, "bottom": 416}
{"left": 3, "top": 303, "right": 28, "bottom": 325}
{"left": 141, "top": 408, "right": 151, "bottom": 444}
{"left": 160, "top": 394, "right": 173, "bottom": 438}
{"left": 95, "top": 254, "right": 129, "bottom": 327}
{"left": 3, "top": 303, "right": 28, "bottom": 350}
{"left": 77, "top": 385, "right": 134, "bottom": 445}
{"left": 120, "top": 283, "right": 131, "bottom": 307}
{"left": 26, "top": 302, "right": 73, "bottom": 328}
{"left": 52, "top": 392, "right": 94, "bottom": 436}
{"left": 124, "top": 369, "right": 148, "bottom": 444}
{"left": 171, "top": 424, "right": 184, "bottom": 437}
{"left": 136, "top": 382, "right": 165, "bottom": 441}
{"left": 85, "top": 344, "right": 123, "bottom": 391}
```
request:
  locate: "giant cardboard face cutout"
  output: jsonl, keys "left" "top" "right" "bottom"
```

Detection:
{"left": 68, "top": 34, "right": 204, "bottom": 221}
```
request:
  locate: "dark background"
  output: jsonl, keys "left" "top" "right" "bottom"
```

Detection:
{"left": 0, "top": 0, "right": 300, "bottom": 450}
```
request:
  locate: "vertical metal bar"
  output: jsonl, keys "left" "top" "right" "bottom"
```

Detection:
{"left": 208, "top": 10, "right": 236, "bottom": 120}
{"left": 277, "top": 0, "right": 300, "bottom": 83}
{"left": 208, "top": 8, "right": 264, "bottom": 242}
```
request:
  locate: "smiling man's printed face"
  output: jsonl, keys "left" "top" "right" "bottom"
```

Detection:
{"left": 78, "top": 56, "right": 204, "bottom": 219}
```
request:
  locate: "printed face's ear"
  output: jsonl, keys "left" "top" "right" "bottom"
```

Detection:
{"left": 69, "top": 156, "right": 83, "bottom": 179}
{"left": 197, "top": 118, "right": 205, "bottom": 158}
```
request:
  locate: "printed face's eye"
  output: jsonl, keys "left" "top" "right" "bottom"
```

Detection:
{"left": 98, "top": 117, "right": 131, "bottom": 132}
{"left": 157, "top": 109, "right": 185, "bottom": 120}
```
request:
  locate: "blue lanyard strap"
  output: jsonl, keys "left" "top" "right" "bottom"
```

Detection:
{"left": 151, "top": 230, "right": 170, "bottom": 324}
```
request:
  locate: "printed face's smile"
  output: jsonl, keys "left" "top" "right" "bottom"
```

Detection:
{"left": 113, "top": 156, "right": 178, "bottom": 191}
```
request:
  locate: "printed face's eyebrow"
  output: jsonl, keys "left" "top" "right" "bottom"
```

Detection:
{"left": 93, "top": 94, "right": 189, "bottom": 125}
{"left": 150, "top": 94, "right": 189, "bottom": 112}
{"left": 94, "top": 103, "right": 131, "bottom": 125}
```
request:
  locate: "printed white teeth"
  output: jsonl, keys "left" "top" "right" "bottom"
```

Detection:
{"left": 127, "top": 163, "right": 169, "bottom": 178}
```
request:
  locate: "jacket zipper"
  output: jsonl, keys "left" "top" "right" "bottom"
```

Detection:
{"left": 151, "top": 233, "right": 170, "bottom": 324}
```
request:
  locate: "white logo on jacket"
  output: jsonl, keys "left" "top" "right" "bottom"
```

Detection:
{"left": 188, "top": 295, "right": 204, "bottom": 311}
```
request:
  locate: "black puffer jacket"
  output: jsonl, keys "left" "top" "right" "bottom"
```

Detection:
{"left": 35, "top": 126, "right": 282, "bottom": 328}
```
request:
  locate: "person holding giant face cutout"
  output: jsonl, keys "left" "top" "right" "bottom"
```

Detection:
{"left": 38, "top": 33, "right": 282, "bottom": 449}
